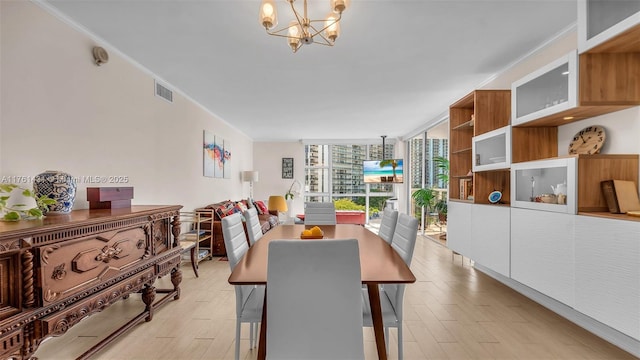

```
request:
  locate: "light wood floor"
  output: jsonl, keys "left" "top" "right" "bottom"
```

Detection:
{"left": 35, "top": 234, "right": 637, "bottom": 360}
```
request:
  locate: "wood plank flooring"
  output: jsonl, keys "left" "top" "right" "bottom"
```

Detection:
{"left": 35, "top": 234, "right": 637, "bottom": 359}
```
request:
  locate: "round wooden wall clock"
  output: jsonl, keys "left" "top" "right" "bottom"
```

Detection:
{"left": 568, "top": 125, "right": 606, "bottom": 155}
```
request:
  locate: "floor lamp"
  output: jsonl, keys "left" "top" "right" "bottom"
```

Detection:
{"left": 242, "top": 171, "right": 259, "bottom": 201}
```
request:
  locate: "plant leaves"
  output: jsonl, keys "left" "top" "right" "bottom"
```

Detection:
{"left": 28, "top": 208, "right": 43, "bottom": 218}
{"left": 0, "top": 184, "right": 17, "bottom": 193}
{"left": 3, "top": 211, "right": 20, "bottom": 221}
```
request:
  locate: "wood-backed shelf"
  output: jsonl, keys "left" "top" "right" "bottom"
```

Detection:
{"left": 449, "top": 198, "right": 474, "bottom": 204}
{"left": 452, "top": 120, "right": 474, "bottom": 130}
{"left": 452, "top": 147, "right": 472, "bottom": 154}
{"left": 513, "top": 52, "right": 640, "bottom": 128}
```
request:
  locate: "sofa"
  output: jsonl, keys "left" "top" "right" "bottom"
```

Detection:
{"left": 195, "top": 199, "right": 279, "bottom": 256}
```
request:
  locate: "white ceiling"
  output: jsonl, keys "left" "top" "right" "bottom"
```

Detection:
{"left": 41, "top": 0, "right": 577, "bottom": 142}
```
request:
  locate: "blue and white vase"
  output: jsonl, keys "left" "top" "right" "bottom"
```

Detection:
{"left": 33, "top": 170, "right": 77, "bottom": 215}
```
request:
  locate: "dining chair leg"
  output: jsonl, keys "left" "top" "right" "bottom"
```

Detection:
{"left": 384, "top": 327, "right": 389, "bottom": 354}
{"left": 398, "top": 324, "right": 404, "bottom": 360}
{"left": 250, "top": 322, "right": 254, "bottom": 349}
{"left": 254, "top": 322, "right": 260, "bottom": 349}
{"left": 235, "top": 322, "right": 241, "bottom": 360}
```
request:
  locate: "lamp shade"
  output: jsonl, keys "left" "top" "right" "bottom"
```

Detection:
{"left": 242, "top": 171, "right": 259, "bottom": 182}
{"left": 268, "top": 195, "right": 288, "bottom": 212}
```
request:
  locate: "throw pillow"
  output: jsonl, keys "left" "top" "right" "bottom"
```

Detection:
{"left": 214, "top": 200, "right": 236, "bottom": 220}
{"left": 255, "top": 200, "right": 268, "bottom": 215}
{"left": 235, "top": 201, "right": 248, "bottom": 213}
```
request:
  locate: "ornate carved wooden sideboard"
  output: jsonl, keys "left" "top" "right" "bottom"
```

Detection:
{"left": 0, "top": 205, "right": 183, "bottom": 359}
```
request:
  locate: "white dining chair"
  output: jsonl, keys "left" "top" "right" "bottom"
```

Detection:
{"left": 303, "top": 202, "right": 337, "bottom": 225}
{"left": 243, "top": 207, "right": 263, "bottom": 246}
{"left": 363, "top": 213, "right": 418, "bottom": 360}
{"left": 221, "top": 213, "right": 264, "bottom": 360}
{"left": 266, "top": 239, "right": 364, "bottom": 360}
{"left": 378, "top": 208, "right": 399, "bottom": 244}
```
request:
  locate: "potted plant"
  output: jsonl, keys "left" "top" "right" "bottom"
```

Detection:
{"left": 411, "top": 187, "right": 436, "bottom": 227}
{"left": 0, "top": 184, "right": 56, "bottom": 221}
{"left": 433, "top": 156, "right": 449, "bottom": 222}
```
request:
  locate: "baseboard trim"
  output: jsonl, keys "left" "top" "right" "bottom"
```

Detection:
{"left": 474, "top": 263, "right": 640, "bottom": 358}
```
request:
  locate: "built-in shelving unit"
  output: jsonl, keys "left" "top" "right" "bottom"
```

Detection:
{"left": 447, "top": 3, "right": 640, "bottom": 355}
{"left": 449, "top": 90, "right": 511, "bottom": 205}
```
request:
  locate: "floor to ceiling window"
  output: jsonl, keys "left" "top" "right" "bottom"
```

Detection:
{"left": 408, "top": 120, "right": 449, "bottom": 242}
{"left": 304, "top": 142, "right": 395, "bottom": 222}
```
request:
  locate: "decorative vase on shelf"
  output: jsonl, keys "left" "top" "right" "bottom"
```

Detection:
{"left": 33, "top": 170, "right": 77, "bottom": 215}
{"left": 286, "top": 199, "right": 293, "bottom": 221}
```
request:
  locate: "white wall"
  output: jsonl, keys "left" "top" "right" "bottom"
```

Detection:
{"left": 253, "top": 141, "right": 305, "bottom": 215}
{"left": 0, "top": 1, "right": 253, "bottom": 212}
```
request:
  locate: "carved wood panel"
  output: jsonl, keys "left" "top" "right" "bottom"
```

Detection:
{"left": 152, "top": 219, "right": 169, "bottom": 255}
{"left": 39, "top": 227, "right": 147, "bottom": 306}
{"left": 0, "top": 254, "right": 20, "bottom": 321}
{"left": 37, "top": 268, "right": 155, "bottom": 338}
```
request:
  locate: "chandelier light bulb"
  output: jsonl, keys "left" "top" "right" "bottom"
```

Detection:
{"left": 331, "top": 0, "right": 349, "bottom": 13}
{"left": 288, "top": 20, "right": 301, "bottom": 38}
{"left": 325, "top": 13, "right": 340, "bottom": 42}
{"left": 259, "top": 0, "right": 278, "bottom": 29}
{"left": 288, "top": 20, "right": 302, "bottom": 51}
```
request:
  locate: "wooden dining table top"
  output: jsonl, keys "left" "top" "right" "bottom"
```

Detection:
{"left": 228, "top": 224, "right": 416, "bottom": 285}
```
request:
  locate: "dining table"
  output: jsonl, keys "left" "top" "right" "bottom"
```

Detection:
{"left": 227, "top": 224, "right": 416, "bottom": 360}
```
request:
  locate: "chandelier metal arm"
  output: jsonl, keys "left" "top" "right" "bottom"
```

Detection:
{"left": 289, "top": 0, "right": 306, "bottom": 34}
{"left": 307, "top": 24, "right": 334, "bottom": 46}
{"left": 264, "top": 13, "right": 341, "bottom": 43}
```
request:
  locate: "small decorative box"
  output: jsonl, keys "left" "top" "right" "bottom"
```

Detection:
{"left": 87, "top": 187, "right": 134, "bottom": 209}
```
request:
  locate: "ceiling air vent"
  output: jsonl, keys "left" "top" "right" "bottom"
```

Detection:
{"left": 155, "top": 80, "right": 173, "bottom": 103}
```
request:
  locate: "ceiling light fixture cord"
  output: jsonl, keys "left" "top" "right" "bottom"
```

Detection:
{"left": 259, "top": 0, "right": 349, "bottom": 53}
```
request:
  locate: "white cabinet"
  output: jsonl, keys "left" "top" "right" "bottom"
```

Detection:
{"left": 472, "top": 125, "right": 511, "bottom": 172}
{"left": 511, "top": 157, "right": 577, "bottom": 214}
{"left": 512, "top": 51, "right": 578, "bottom": 126}
{"left": 471, "top": 204, "right": 510, "bottom": 277}
{"left": 447, "top": 201, "right": 473, "bottom": 258}
{"left": 511, "top": 208, "right": 575, "bottom": 307}
{"left": 578, "top": 0, "right": 640, "bottom": 53}
{"left": 575, "top": 215, "right": 640, "bottom": 340}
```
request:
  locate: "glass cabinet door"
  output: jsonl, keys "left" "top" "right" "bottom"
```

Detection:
{"left": 512, "top": 51, "right": 578, "bottom": 126}
{"left": 472, "top": 125, "right": 511, "bottom": 172}
{"left": 578, "top": 0, "right": 640, "bottom": 53}
{"left": 511, "top": 157, "right": 577, "bottom": 214}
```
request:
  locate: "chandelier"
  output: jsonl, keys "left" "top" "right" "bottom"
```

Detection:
{"left": 259, "top": 0, "right": 350, "bottom": 53}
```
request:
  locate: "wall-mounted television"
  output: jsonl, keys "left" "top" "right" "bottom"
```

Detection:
{"left": 363, "top": 159, "right": 404, "bottom": 183}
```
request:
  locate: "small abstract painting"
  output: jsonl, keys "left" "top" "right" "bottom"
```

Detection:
{"left": 203, "top": 130, "right": 232, "bottom": 179}
{"left": 223, "top": 139, "right": 232, "bottom": 179}
{"left": 213, "top": 135, "right": 224, "bottom": 178}
{"left": 203, "top": 130, "right": 216, "bottom": 178}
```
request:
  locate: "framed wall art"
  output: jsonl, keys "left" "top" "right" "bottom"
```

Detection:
{"left": 282, "top": 157, "right": 294, "bottom": 179}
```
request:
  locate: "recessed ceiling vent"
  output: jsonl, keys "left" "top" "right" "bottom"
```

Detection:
{"left": 155, "top": 80, "right": 173, "bottom": 103}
